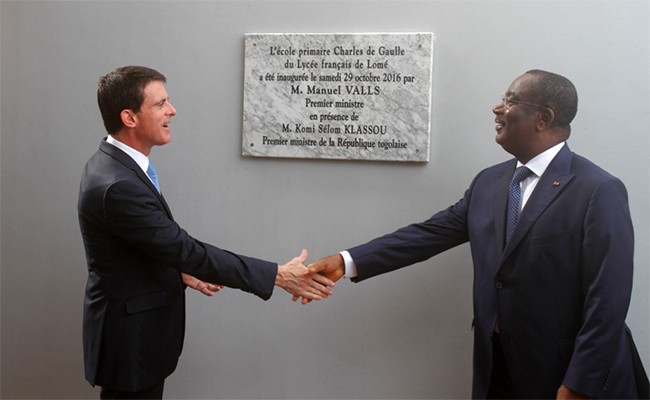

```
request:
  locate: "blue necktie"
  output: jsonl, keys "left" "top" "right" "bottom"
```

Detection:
{"left": 146, "top": 161, "right": 160, "bottom": 193}
{"left": 506, "top": 166, "right": 533, "bottom": 242}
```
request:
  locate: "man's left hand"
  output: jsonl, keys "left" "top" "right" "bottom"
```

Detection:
{"left": 557, "top": 384, "right": 590, "bottom": 399}
{"left": 182, "top": 273, "right": 224, "bottom": 297}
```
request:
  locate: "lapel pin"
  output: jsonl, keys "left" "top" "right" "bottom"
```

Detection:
{"left": 553, "top": 181, "right": 560, "bottom": 186}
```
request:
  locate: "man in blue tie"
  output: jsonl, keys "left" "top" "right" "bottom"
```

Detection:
{"left": 78, "top": 66, "right": 335, "bottom": 399}
{"left": 307, "top": 70, "right": 648, "bottom": 398}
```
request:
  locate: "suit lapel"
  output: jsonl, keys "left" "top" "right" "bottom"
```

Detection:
{"left": 500, "top": 145, "right": 575, "bottom": 263}
{"left": 99, "top": 140, "right": 174, "bottom": 219}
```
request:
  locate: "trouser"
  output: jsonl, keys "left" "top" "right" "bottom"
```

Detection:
{"left": 487, "top": 333, "right": 514, "bottom": 399}
{"left": 100, "top": 380, "right": 165, "bottom": 400}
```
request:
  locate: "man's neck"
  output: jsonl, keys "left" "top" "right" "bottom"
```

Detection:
{"left": 111, "top": 131, "right": 151, "bottom": 156}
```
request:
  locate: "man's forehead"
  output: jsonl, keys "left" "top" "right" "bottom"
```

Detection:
{"left": 142, "top": 80, "right": 168, "bottom": 100}
{"left": 506, "top": 73, "right": 535, "bottom": 96}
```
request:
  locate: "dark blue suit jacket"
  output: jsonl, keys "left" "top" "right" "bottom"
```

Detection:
{"left": 78, "top": 139, "right": 277, "bottom": 391}
{"left": 348, "top": 144, "right": 648, "bottom": 398}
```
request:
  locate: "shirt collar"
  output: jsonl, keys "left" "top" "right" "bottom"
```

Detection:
{"left": 106, "top": 135, "right": 150, "bottom": 173}
{"left": 517, "top": 142, "right": 566, "bottom": 178}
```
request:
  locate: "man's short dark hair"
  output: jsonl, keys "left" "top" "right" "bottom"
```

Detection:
{"left": 525, "top": 69, "right": 578, "bottom": 128}
{"left": 97, "top": 66, "right": 167, "bottom": 135}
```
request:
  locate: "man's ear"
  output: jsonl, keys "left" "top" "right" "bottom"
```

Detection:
{"left": 537, "top": 108, "right": 555, "bottom": 131}
{"left": 120, "top": 109, "right": 137, "bottom": 129}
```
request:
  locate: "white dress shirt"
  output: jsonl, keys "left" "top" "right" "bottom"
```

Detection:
{"left": 106, "top": 135, "right": 157, "bottom": 186}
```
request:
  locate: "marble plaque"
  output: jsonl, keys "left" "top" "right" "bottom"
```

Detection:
{"left": 242, "top": 33, "right": 434, "bottom": 162}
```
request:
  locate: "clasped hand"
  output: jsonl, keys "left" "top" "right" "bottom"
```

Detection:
{"left": 276, "top": 249, "right": 335, "bottom": 304}
{"left": 292, "top": 253, "right": 345, "bottom": 304}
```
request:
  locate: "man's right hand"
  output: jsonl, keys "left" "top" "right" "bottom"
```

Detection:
{"left": 309, "top": 253, "right": 345, "bottom": 282}
{"left": 292, "top": 253, "right": 345, "bottom": 303}
{"left": 275, "top": 249, "right": 334, "bottom": 304}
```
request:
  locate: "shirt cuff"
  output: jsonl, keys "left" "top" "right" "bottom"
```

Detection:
{"left": 340, "top": 250, "right": 358, "bottom": 279}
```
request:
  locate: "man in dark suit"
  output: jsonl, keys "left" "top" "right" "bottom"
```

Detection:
{"left": 78, "top": 65, "right": 334, "bottom": 399}
{"left": 307, "top": 70, "right": 648, "bottom": 398}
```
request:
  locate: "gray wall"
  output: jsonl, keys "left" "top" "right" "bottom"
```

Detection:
{"left": 1, "top": 1, "right": 648, "bottom": 398}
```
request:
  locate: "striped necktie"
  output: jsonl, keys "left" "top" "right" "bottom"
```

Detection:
{"left": 505, "top": 166, "right": 532, "bottom": 241}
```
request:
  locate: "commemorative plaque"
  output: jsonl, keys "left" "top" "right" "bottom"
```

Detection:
{"left": 242, "top": 33, "right": 434, "bottom": 162}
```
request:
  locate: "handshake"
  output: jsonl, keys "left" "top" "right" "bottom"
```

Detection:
{"left": 182, "top": 250, "right": 345, "bottom": 304}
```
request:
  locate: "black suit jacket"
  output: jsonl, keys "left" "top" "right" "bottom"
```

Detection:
{"left": 78, "top": 139, "right": 277, "bottom": 391}
{"left": 348, "top": 145, "right": 648, "bottom": 398}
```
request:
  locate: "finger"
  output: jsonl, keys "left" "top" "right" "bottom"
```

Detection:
{"left": 307, "top": 279, "right": 334, "bottom": 296}
{"left": 308, "top": 281, "right": 334, "bottom": 298}
{"left": 297, "top": 248, "right": 308, "bottom": 263}
{"left": 299, "top": 290, "right": 324, "bottom": 301}
{"left": 202, "top": 284, "right": 216, "bottom": 296}
{"left": 313, "top": 286, "right": 333, "bottom": 298}
{"left": 206, "top": 283, "right": 221, "bottom": 292}
{"left": 300, "top": 286, "right": 329, "bottom": 299}
{"left": 312, "top": 273, "right": 335, "bottom": 288}
{"left": 207, "top": 284, "right": 224, "bottom": 294}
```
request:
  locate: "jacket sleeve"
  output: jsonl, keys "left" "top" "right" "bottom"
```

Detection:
{"left": 348, "top": 192, "right": 471, "bottom": 282}
{"left": 102, "top": 178, "right": 277, "bottom": 300}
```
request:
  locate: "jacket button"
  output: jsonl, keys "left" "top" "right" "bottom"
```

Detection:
{"left": 495, "top": 282, "right": 503, "bottom": 290}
